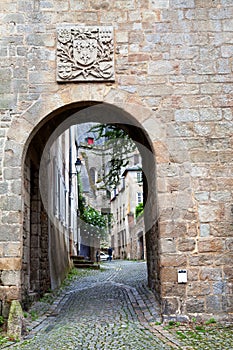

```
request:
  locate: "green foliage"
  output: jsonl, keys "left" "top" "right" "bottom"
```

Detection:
{"left": 205, "top": 317, "right": 216, "bottom": 325}
{"left": 195, "top": 325, "right": 206, "bottom": 332}
{"left": 0, "top": 335, "right": 10, "bottom": 346}
{"left": 81, "top": 205, "right": 107, "bottom": 229}
{"left": 176, "top": 331, "right": 187, "bottom": 340}
{"left": 135, "top": 202, "right": 144, "bottom": 218}
{"left": 89, "top": 124, "right": 136, "bottom": 189}
{"left": 78, "top": 174, "right": 111, "bottom": 239}
{"left": 30, "top": 310, "right": 38, "bottom": 321}
{"left": 0, "top": 316, "right": 4, "bottom": 327}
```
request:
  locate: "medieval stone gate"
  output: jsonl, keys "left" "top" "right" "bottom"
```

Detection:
{"left": 0, "top": 0, "right": 233, "bottom": 322}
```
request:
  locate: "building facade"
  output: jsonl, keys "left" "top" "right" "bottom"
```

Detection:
{"left": 111, "top": 164, "right": 145, "bottom": 261}
{"left": 0, "top": 1, "right": 233, "bottom": 322}
{"left": 76, "top": 124, "right": 112, "bottom": 259}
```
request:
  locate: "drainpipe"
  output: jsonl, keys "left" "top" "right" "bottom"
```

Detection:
{"left": 68, "top": 128, "right": 72, "bottom": 255}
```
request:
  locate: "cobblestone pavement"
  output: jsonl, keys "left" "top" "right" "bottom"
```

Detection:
{"left": 4, "top": 261, "right": 182, "bottom": 350}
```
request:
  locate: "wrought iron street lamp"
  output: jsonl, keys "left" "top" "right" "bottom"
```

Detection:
{"left": 75, "top": 157, "right": 82, "bottom": 174}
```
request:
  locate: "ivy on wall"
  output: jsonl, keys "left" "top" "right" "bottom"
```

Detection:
{"left": 135, "top": 202, "right": 144, "bottom": 219}
{"left": 78, "top": 174, "right": 110, "bottom": 239}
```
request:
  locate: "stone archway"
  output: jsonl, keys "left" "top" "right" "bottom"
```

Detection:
{"left": 4, "top": 86, "right": 200, "bottom": 321}
{"left": 19, "top": 100, "right": 160, "bottom": 308}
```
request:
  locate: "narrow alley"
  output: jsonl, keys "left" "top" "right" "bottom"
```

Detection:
{"left": 6, "top": 261, "right": 180, "bottom": 350}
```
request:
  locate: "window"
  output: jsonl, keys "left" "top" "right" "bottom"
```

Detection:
{"left": 122, "top": 204, "right": 125, "bottom": 220}
{"left": 90, "top": 167, "right": 96, "bottom": 184}
{"left": 137, "top": 192, "right": 143, "bottom": 204}
{"left": 137, "top": 171, "right": 142, "bottom": 183}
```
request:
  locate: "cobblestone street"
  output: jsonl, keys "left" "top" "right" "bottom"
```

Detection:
{"left": 3, "top": 261, "right": 233, "bottom": 350}
{"left": 5, "top": 261, "right": 180, "bottom": 350}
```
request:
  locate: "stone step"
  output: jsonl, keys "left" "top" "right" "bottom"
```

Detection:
{"left": 71, "top": 255, "right": 85, "bottom": 261}
{"left": 73, "top": 263, "right": 100, "bottom": 269}
{"left": 72, "top": 256, "right": 100, "bottom": 270}
{"left": 73, "top": 260, "right": 94, "bottom": 266}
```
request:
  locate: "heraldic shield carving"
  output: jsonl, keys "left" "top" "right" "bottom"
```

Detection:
{"left": 56, "top": 26, "right": 115, "bottom": 82}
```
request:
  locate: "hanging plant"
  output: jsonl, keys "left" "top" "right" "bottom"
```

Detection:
{"left": 88, "top": 124, "right": 136, "bottom": 189}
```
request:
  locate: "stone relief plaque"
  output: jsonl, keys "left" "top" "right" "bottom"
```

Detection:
{"left": 56, "top": 26, "right": 115, "bottom": 82}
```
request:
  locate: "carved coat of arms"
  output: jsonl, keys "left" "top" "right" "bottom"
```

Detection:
{"left": 56, "top": 26, "right": 115, "bottom": 82}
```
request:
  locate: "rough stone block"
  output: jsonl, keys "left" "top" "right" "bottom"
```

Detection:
{"left": 0, "top": 244, "right": 3, "bottom": 257}
{"left": 161, "top": 283, "right": 186, "bottom": 297}
{"left": 70, "top": 0, "right": 87, "bottom": 10}
{"left": 223, "top": 19, "right": 233, "bottom": 31}
{"left": 1, "top": 271, "right": 20, "bottom": 286}
{"left": 189, "top": 254, "right": 214, "bottom": 266}
{"left": 160, "top": 238, "right": 177, "bottom": 254}
{"left": 200, "top": 267, "right": 222, "bottom": 281}
{"left": 0, "top": 258, "right": 21, "bottom": 270}
{"left": 3, "top": 168, "right": 21, "bottom": 180}
{"left": 200, "top": 224, "right": 210, "bottom": 237}
{"left": 186, "top": 297, "right": 205, "bottom": 313}
{"left": 210, "top": 191, "right": 232, "bottom": 202}
{"left": 187, "top": 268, "right": 199, "bottom": 281}
{"left": 170, "top": 0, "right": 195, "bottom": 8}
{"left": 187, "top": 282, "right": 211, "bottom": 296}
{"left": 221, "top": 45, "right": 233, "bottom": 58}
{"left": 177, "top": 238, "right": 196, "bottom": 252}
{"left": 3, "top": 242, "right": 21, "bottom": 257}
{"left": 148, "top": 60, "right": 175, "bottom": 75}
{"left": 175, "top": 109, "right": 199, "bottom": 122}
{"left": 162, "top": 297, "right": 179, "bottom": 315}
{"left": 159, "top": 221, "right": 187, "bottom": 238}
{"left": 191, "top": 151, "right": 219, "bottom": 163}
{"left": 0, "top": 196, "right": 22, "bottom": 211}
{"left": 198, "top": 238, "right": 224, "bottom": 253}
{"left": 150, "top": 0, "right": 169, "bottom": 8}
{"left": 226, "top": 239, "right": 233, "bottom": 252}
{"left": 115, "top": 31, "right": 128, "bottom": 43}
{"left": 213, "top": 282, "right": 226, "bottom": 295}
{"left": 206, "top": 295, "right": 222, "bottom": 313}
{"left": 0, "top": 94, "right": 16, "bottom": 110}
{"left": 0, "top": 225, "right": 20, "bottom": 241}
{"left": 0, "top": 286, "right": 20, "bottom": 303}
{"left": 223, "top": 266, "right": 233, "bottom": 280}
{"left": 223, "top": 296, "right": 233, "bottom": 313}
{"left": 0, "top": 182, "right": 8, "bottom": 195}
{"left": 4, "top": 141, "right": 22, "bottom": 167}
{"left": 198, "top": 204, "right": 221, "bottom": 222}
{"left": 0, "top": 81, "right": 11, "bottom": 94}
{"left": 160, "top": 254, "right": 187, "bottom": 267}
{"left": 160, "top": 267, "right": 177, "bottom": 283}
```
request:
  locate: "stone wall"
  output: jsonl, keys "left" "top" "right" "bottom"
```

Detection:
{"left": 0, "top": 0, "right": 232, "bottom": 321}
{"left": 128, "top": 214, "right": 146, "bottom": 260}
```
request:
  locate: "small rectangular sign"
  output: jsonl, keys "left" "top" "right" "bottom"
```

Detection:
{"left": 178, "top": 269, "right": 187, "bottom": 283}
